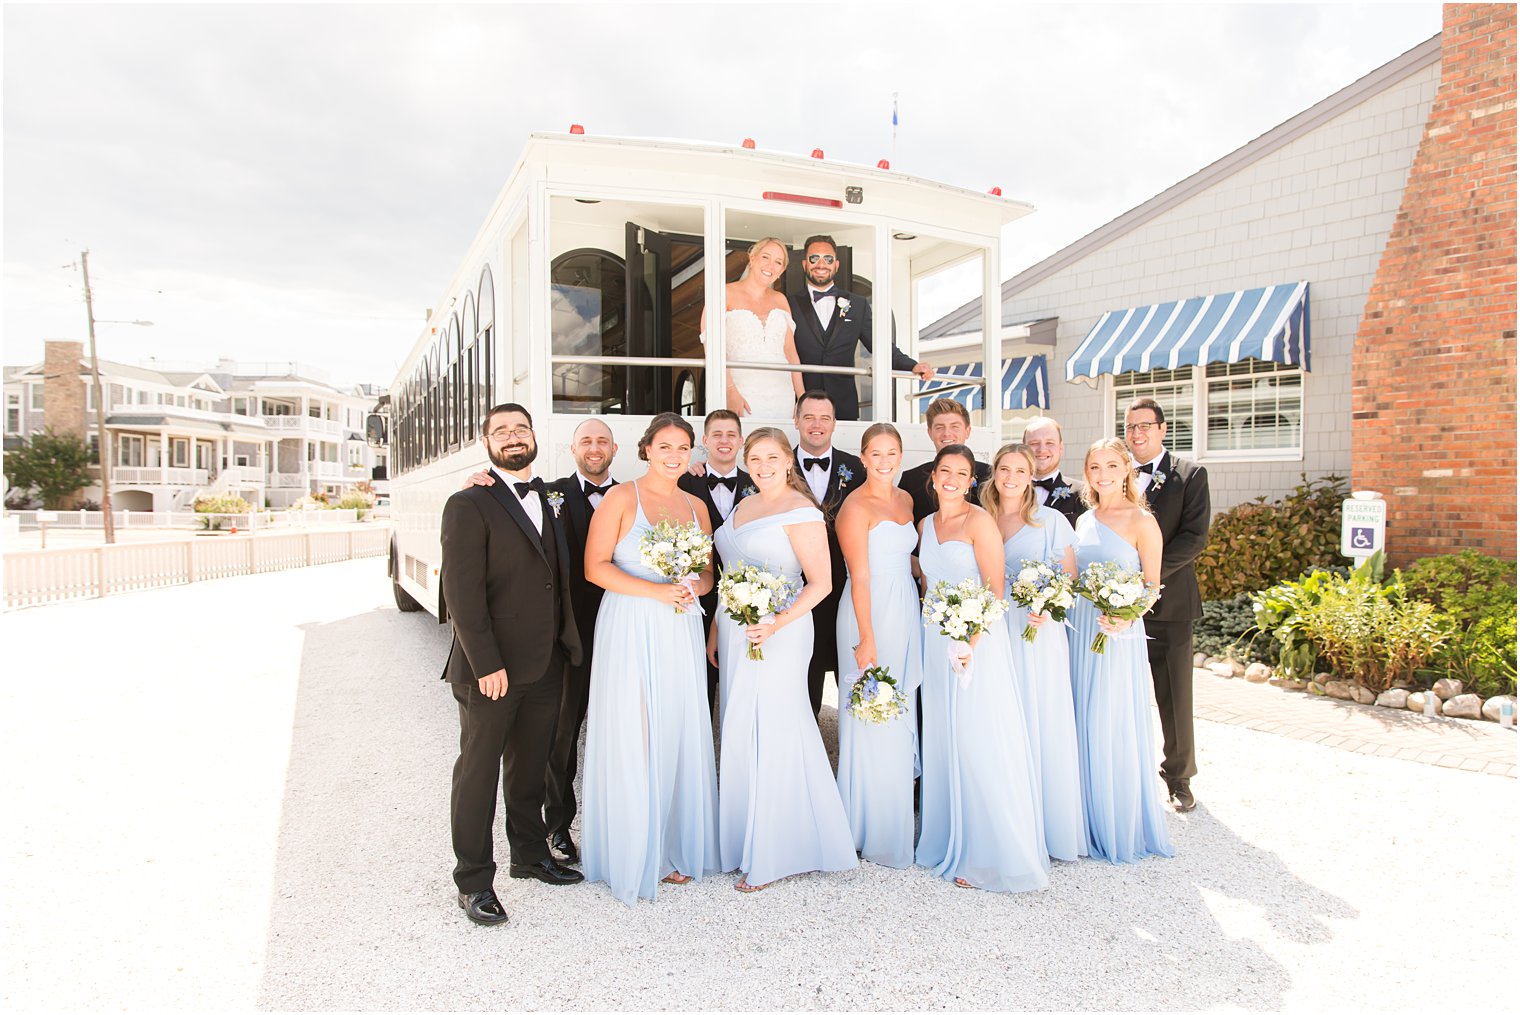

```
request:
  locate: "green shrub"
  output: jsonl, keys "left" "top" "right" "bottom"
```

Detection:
{"left": 1195, "top": 594, "right": 1274, "bottom": 663}
{"left": 1196, "top": 474, "right": 1346, "bottom": 601}
{"left": 3, "top": 429, "right": 93, "bottom": 508}
{"left": 193, "top": 493, "right": 253, "bottom": 530}
{"left": 1400, "top": 551, "right": 1518, "bottom": 697}
{"left": 1251, "top": 569, "right": 1338, "bottom": 681}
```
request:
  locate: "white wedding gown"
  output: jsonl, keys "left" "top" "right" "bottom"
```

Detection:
{"left": 713, "top": 308, "right": 797, "bottom": 418}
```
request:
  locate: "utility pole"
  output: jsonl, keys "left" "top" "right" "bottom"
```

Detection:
{"left": 81, "top": 250, "right": 115, "bottom": 544}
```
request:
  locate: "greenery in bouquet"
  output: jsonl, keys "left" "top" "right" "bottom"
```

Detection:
{"left": 847, "top": 665, "right": 908, "bottom": 725}
{"left": 717, "top": 562, "right": 800, "bottom": 660}
{"left": 639, "top": 519, "right": 713, "bottom": 614}
{"left": 1007, "top": 558, "right": 1076, "bottom": 643}
{"left": 1076, "top": 561, "right": 1160, "bottom": 654}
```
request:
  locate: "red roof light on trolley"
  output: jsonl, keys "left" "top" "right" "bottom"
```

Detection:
{"left": 988, "top": 186, "right": 1002, "bottom": 196}
{"left": 810, "top": 148, "right": 825, "bottom": 159}
{"left": 877, "top": 159, "right": 890, "bottom": 169}
{"left": 568, "top": 124, "right": 585, "bottom": 135}
{"left": 741, "top": 138, "right": 756, "bottom": 149}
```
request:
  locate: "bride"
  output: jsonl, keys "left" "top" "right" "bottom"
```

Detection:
{"left": 701, "top": 237, "right": 803, "bottom": 418}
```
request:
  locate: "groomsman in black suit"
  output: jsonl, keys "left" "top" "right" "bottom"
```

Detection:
{"left": 787, "top": 234, "right": 935, "bottom": 422}
{"left": 793, "top": 390, "right": 865, "bottom": 716}
{"left": 1125, "top": 396, "right": 1211, "bottom": 813}
{"left": 901, "top": 398, "right": 992, "bottom": 525}
{"left": 677, "top": 409, "right": 751, "bottom": 709}
{"left": 542, "top": 418, "right": 619, "bottom": 866}
{"left": 1021, "top": 416, "right": 1086, "bottom": 527}
{"left": 439, "top": 404, "right": 584, "bottom": 927}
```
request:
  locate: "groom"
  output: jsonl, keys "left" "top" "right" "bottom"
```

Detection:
{"left": 788, "top": 235, "right": 934, "bottom": 421}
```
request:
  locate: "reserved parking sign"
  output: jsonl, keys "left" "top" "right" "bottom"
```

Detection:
{"left": 1341, "top": 495, "right": 1387, "bottom": 558}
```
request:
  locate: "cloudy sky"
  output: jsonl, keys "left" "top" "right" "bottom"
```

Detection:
{"left": 3, "top": 3, "right": 1441, "bottom": 387}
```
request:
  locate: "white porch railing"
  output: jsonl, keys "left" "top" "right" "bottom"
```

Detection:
{"left": 4, "top": 526, "right": 390, "bottom": 609}
{"left": 112, "top": 467, "right": 210, "bottom": 486}
{"left": 263, "top": 416, "right": 343, "bottom": 435}
{"left": 268, "top": 473, "right": 309, "bottom": 489}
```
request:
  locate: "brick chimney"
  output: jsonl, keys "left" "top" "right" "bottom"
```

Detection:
{"left": 1351, "top": 3, "right": 1518, "bottom": 563}
{"left": 42, "top": 340, "right": 88, "bottom": 439}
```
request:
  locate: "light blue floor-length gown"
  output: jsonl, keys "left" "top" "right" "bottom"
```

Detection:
{"left": 915, "top": 514, "right": 1049, "bottom": 893}
{"left": 715, "top": 505, "right": 858, "bottom": 886}
{"left": 835, "top": 519, "right": 922, "bottom": 868}
{"left": 580, "top": 487, "right": 720, "bottom": 904}
{"left": 1004, "top": 506, "right": 1087, "bottom": 861}
{"left": 1068, "top": 512, "right": 1175, "bottom": 864}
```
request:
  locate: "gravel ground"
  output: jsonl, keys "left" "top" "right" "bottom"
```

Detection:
{"left": 3, "top": 558, "right": 1515, "bottom": 1011}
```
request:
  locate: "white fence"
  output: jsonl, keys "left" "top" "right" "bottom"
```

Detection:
{"left": 7, "top": 509, "right": 365, "bottom": 531}
{"left": 4, "top": 527, "right": 390, "bottom": 609}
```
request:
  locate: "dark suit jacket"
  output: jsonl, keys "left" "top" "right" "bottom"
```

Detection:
{"left": 1037, "top": 471, "right": 1087, "bottom": 528}
{"left": 1143, "top": 451, "right": 1211, "bottom": 624}
{"left": 678, "top": 469, "right": 750, "bottom": 622}
{"left": 798, "top": 448, "right": 865, "bottom": 600}
{"left": 547, "top": 474, "right": 617, "bottom": 648}
{"left": 903, "top": 458, "right": 992, "bottom": 526}
{"left": 788, "top": 287, "right": 917, "bottom": 421}
{"left": 438, "top": 481, "right": 583, "bottom": 684}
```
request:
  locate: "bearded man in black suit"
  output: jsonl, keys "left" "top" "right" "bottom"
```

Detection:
{"left": 792, "top": 390, "right": 865, "bottom": 716}
{"left": 1125, "top": 396, "right": 1211, "bottom": 813}
{"left": 787, "top": 235, "right": 934, "bottom": 421}
{"left": 439, "top": 403, "right": 585, "bottom": 927}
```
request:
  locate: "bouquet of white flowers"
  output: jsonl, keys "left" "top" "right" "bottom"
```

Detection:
{"left": 717, "top": 562, "right": 801, "bottom": 661}
{"left": 846, "top": 665, "right": 908, "bottom": 725}
{"left": 639, "top": 519, "right": 713, "bottom": 614}
{"left": 922, "top": 578, "right": 1009, "bottom": 686}
{"left": 1006, "top": 559, "right": 1077, "bottom": 643}
{"left": 1075, "top": 560, "right": 1160, "bottom": 654}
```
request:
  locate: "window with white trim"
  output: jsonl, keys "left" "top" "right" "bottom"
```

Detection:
{"left": 30, "top": 385, "right": 43, "bottom": 411}
{"left": 1110, "top": 359, "right": 1302, "bottom": 458}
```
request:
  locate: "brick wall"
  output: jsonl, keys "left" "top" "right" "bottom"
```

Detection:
{"left": 42, "top": 341, "right": 87, "bottom": 438}
{"left": 1352, "top": 4, "right": 1517, "bottom": 563}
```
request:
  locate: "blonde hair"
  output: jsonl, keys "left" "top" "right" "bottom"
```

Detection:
{"left": 981, "top": 443, "right": 1041, "bottom": 526}
{"left": 859, "top": 422, "right": 902, "bottom": 455}
{"left": 1080, "top": 437, "right": 1144, "bottom": 509}
{"left": 742, "top": 427, "right": 817, "bottom": 506}
{"left": 746, "top": 237, "right": 789, "bottom": 288}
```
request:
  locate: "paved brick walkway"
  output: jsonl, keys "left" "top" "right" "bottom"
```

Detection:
{"left": 1194, "top": 669, "right": 1516, "bottom": 778}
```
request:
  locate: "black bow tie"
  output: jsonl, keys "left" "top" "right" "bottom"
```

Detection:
{"left": 803, "top": 457, "right": 829, "bottom": 471}
{"left": 810, "top": 287, "right": 837, "bottom": 303}
{"left": 1034, "top": 476, "right": 1059, "bottom": 491}
{"left": 1136, "top": 462, "right": 1157, "bottom": 476}
{"left": 513, "top": 478, "right": 543, "bottom": 499}
{"left": 707, "top": 474, "right": 737, "bottom": 491}
{"left": 582, "top": 480, "right": 610, "bottom": 499}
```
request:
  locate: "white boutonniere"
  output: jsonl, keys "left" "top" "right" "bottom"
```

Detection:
{"left": 1051, "top": 485, "right": 1073, "bottom": 501}
{"left": 545, "top": 490, "right": 565, "bottom": 518}
{"left": 837, "top": 464, "right": 854, "bottom": 484}
{"left": 836, "top": 297, "right": 851, "bottom": 317}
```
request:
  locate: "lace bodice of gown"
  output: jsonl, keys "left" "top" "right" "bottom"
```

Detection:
{"left": 716, "top": 308, "right": 796, "bottom": 418}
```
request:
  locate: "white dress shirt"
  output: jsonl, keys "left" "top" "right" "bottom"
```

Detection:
{"left": 577, "top": 472, "right": 612, "bottom": 511}
{"left": 493, "top": 465, "right": 543, "bottom": 532}
{"left": 1131, "top": 452, "right": 1165, "bottom": 494}
{"left": 708, "top": 467, "right": 740, "bottom": 520}
{"left": 808, "top": 283, "right": 837, "bottom": 330}
{"left": 1034, "top": 468, "right": 1060, "bottom": 506}
{"left": 798, "top": 446, "right": 833, "bottom": 503}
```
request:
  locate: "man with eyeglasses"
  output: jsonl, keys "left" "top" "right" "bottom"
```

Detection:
{"left": 439, "top": 404, "right": 585, "bottom": 927}
{"left": 1124, "top": 396, "right": 1211, "bottom": 814}
{"left": 787, "top": 235, "right": 935, "bottom": 421}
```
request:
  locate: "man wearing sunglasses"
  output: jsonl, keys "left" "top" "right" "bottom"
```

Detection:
{"left": 787, "top": 235, "right": 935, "bottom": 421}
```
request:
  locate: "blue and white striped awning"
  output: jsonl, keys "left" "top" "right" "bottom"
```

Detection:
{"left": 914, "top": 356, "right": 1049, "bottom": 412}
{"left": 1066, "top": 281, "right": 1310, "bottom": 382}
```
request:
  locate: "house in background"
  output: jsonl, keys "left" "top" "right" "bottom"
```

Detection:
{"left": 3, "top": 343, "right": 387, "bottom": 511}
{"left": 918, "top": 5, "right": 1514, "bottom": 563}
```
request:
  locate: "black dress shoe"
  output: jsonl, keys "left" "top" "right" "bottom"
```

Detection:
{"left": 509, "top": 857, "right": 585, "bottom": 885}
{"left": 457, "top": 888, "right": 509, "bottom": 925}
{"left": 550, "top": 831, "right": 580, "bottom": 865}
{"left": 1170, "top": 782, "right": 1197, "bottom": 813}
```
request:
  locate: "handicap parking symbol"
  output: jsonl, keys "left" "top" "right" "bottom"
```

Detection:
{"left": 1350, "top": 527, "right": 1375, "bottom": 550}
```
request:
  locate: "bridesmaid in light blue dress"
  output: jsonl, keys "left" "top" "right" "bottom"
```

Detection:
{"left": 834, "top": 424, "right": 921, "bottom": 868}
{"left": 581, "top": 414, "right": 720, "bottom": 904}
{"left": 714, "top": 427, "right": 857, "bottom": 892}
{"left": 985, "top": 443, "right": 1087, "bottom": 862}
{"left": 915, "top": 445, "right": 1049, "bottom": 893}
{"left": 1068, "top": 437, "right": 1174, "bottom": 864}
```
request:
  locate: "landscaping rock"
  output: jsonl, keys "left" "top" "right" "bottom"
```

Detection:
{"left": 1376, "top": 689, "right": 1409, "bottom": 709}
{"left": 1193, "top": 652, "right": 1208, "bottom": 668}
{"left": 1324, "top": 680, "right": 1353, "bottom": 700}
{"left": 1314, "top": 673, "right": 1334, "bottom": 685}
{"left": 1432, "top": 678, "right": 1464, "bottom": 700}
{"left": 1208, "top": 662, "right": 1237, "bottom": 678}
{"left": 1308, "top": 681, "right": 1326, "bottom": 696}
{"left": 1244, "top": 662, "right": 1272, "bottom": 683}
{"left": 1406, "top": 690, "right": 1430, "bottom": 713}
{"left": 1443, "top": 693, "right": 1483, "bottom": 720}
{"left": 1350, "top": 685, "right": 1376, "bottom": 705}
{"left": 1283, "top": 679, "right": 1308, "bottom": 692}
{"left": 1482, "top": 695, "right": 1515, "bottom": 723}
{"left": 1226, "top": 659, "right": 1246, "bottom": 677}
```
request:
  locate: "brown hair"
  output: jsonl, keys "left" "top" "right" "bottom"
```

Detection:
{"left": 859, "top": 422, "right": 902, "bottom": 455}
{"left": 981, "top": 443, "right": 1041, "bottom": 526}
{"left": 747, "top": 237, "right": 789, "bottom": 287}
{"left": 1125, "top": 396, "right": 1165, "bottom": 425}
{"left": 926, "top": 443, "right": 978, "bottom": 509}
{"left": 637, "top": 412, "right": 695, "bottom": 462}
{"left": 742, "top": 427, "right": 818, "bottom": 506}
{"left": 703, "top": 408, "right": 741, "bottom": 433}
{"left": 924, "top": 398, "right": 970, "bottom": 426}
{"left": 1080, "top": 437, "right": 1144, "bottom": 509}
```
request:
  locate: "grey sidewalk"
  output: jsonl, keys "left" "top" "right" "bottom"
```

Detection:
{"left": 1194, "top": 669, "right": 1516, "bottom": 778}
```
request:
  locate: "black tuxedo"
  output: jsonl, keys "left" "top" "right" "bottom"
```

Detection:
{"left": 541, "top": 473, "right": 616, "bottom": 840}
{"left": 788, "top": 287, "right": 918, "bottom": 421}
{"left": 678, "top": 468, "right": 751, "bottom": 708}
{"left": 798, "top": 447, "right": 865, "bottom": 716}
{"left": 902, "top": 458, "right": 992, "bottom": 526}
{"left": 1140, "top": 451, "right": 1210, "bottom": 789}
{"left": 439, "top": 478, "right": 582, "bottom": 892}
{"left": 1034, "top": 471, "right": 1087, "bottom": 528}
